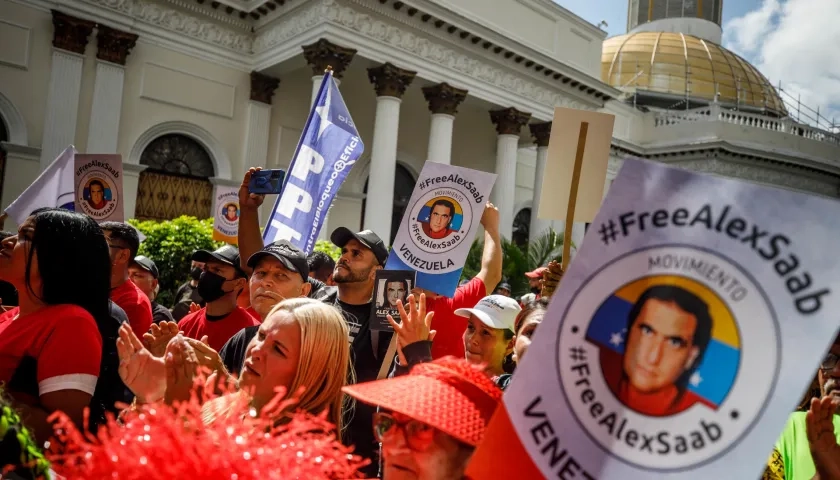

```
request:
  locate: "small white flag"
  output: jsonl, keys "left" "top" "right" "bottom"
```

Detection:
{"left": 5, "top": 145, "right": 76, "bottom": 225}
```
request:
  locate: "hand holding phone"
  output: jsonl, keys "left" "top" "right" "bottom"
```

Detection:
{"left": 248, "top": 169, "right": 286, "bottom": 195}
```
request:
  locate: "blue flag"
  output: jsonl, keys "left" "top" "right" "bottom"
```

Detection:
{"left": 262, "top": 72, "right": 363, "bottom": 253}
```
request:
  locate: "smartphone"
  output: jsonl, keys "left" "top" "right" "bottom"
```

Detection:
{"left": 248, "top": 169, "right": 286, "bottom": 195}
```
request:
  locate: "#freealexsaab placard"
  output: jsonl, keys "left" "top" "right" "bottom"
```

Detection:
{"left": 467, "top": 158, "right": 840, "bottom": 480}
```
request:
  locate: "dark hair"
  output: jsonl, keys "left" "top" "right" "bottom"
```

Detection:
{"left": 89, "top": 180, "right": 105, "bottom": 191}
{"left": 225, "top": 203, "right": 237, "bottom": 211}
{"left": 501, "top": 328, "right": 516, "bottom": 374}
{"left": 384, "top": 278, "right": 408, "bottom": 298}
{"left": 0, "top": 231, "right": 14, "bottom": 240}
{"left": 0, "top": 232, "right": 18, "bottom": 305}
{"left": 307, "top": 251, "right": 335, "bottom": 274}
{"left": 26, "top": 208, "right": 112, "bottom": 326}
{"left": 430, "top": 199, "right": 455, "bottom": 228}
{"left": 515, "top": 297, "right": 549, "bottom": 334}
{"left": 100, "top": 221, "right": 140, "bottom": 258}
{"left": 626, "top": 285, "right": 713, "bottom": 392}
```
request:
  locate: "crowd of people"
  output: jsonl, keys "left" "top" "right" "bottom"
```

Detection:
{"left": 0, "top": 166, "right": 837, "bottom": 479}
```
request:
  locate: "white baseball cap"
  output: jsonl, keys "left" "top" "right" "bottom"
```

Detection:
{"left": 454, "top": 295, "right": 522, "bottom": 332}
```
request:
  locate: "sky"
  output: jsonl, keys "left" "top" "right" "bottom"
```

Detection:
{"left": 553, "top": 0, "right": 840, "bottom": 128}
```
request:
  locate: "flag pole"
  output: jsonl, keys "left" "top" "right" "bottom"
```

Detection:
{"left": 262, "top": 68, "right": 334, "bottom": 243}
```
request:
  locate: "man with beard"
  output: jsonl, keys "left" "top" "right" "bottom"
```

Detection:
{"left": 764, "top": 332, "right": 840, "bottom": 480}
{"left": 218, "top": 240, "right": 312, "bottom": 375}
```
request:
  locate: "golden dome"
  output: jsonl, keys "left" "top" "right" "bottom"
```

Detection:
{"left": 602, "top": 32, "right": 787, "bottom": 116}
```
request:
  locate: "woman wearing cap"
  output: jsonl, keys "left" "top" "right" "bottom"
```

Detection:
{"left": 0, "top": 208, "right": 112, "bottom": 441}
{"left": 117, "top": 297, "right": 351, "bottom": 432}
{"left": 344, "top": 356, "right": 502, "bottom": 480}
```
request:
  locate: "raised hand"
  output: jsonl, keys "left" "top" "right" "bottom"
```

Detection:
{"left": 541, "top": 260, "right": 564, "bottom": 299}
{"left": 806, "top": 396, "right": 840, "bottom": 480}
{"left": 164, "top": 336, "right": 201, "bottom": 406}
{"left": 480, "top": 202, "right": 500, "bottom": 232}
{"left": 183, "top": 336, "right": 225, "bottom": 374}
{"left": 386, "top": 293, "right": 436, "bottom": 365}
{"left": 239, "top": 167, "right": 266, "bottom": 210}
{"left": 143, "top": 321, "right": 179, "bottom": 358}
{"left": 117, "top": 323, "right": 166, "bottom": 403}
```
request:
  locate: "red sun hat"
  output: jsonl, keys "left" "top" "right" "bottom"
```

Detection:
{"left": 342, "top": 356, "right": 502, "bottom": 447}
{"left": 525, "top": 266, "right": 548, "bottom": 279}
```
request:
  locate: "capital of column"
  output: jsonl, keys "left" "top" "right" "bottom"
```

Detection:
{"left": 530, "top": 121, "right": 552, "bottom": 147}
{"left": 250, "top": 71, "right": 280, "bottom": 105}
{"left": 51, "top": 10, "right": 96, "bottom": 55}
{"left": 422, "top": 83, "right": 468, "bottom": 115}
{"left": 301, "top": 39, "right": 357, "bottom": 79}
{"left": 95, "top": 25, "right": 138, "bottom": 65}
{"left": 489, "top": 107, "right": 531, "bottom": 136}
{"left": 367, "top": 63, "right": 417, "bottom": 99}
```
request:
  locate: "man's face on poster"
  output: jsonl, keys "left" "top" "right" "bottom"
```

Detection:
{"left": 623, "top": 298, "right": 700, "bottom": 393}
{"left": 429, "top": 204, "right": 452, "bottom": 233}
{"left": 226, "top": 205, "right": 237, "bottom": 218}
{"left": 90, "top": 183, "right": 105, "bottom": 205}
{"left": 386, "top": 281, "right": 406, "bottom": 307}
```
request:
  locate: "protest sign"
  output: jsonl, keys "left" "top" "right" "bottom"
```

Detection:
{"left": 74, "top": 154, "right": 124, "bottom": 222}
{"left": 386, "top": 162, "right": 496, "bottom": 297}
{"left": 467, "top": 158, "right": 840, "bottom": 479}
{"left": 263, "top": 70, "right": 363, "bottom": 253}
{"left": 538, "top": 108, "right": 614, "bottom": 269}
{"left": 370, "top": 269, "right": 416, "bottom": 332}
{"left": 212, "top": 185, "right": 240, "bottom": 244}
{"left": 5, "top": 145, "right": 76, "bottom": 226}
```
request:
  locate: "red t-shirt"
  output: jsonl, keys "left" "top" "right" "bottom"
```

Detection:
{"left": 111, "top": 279, "right": 153, "bottom": 339}
{"left": 245, "top": 306, "right": 261, "bottom": 323}
{"left": 178, "top": 306, "right": 259, "bottom": 351}
{"left": 428, "top": 277, "right": 487, "bottom": 359}
{"left": 0, "top": 305, "right": 102, "bottom": 401}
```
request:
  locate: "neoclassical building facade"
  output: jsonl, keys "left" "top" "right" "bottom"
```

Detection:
{"left": 1, "top": 0, "right": 838, "bottom": 249}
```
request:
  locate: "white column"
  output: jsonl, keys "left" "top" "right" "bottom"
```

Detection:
{"left": 40, "top": 49, "right": 85, "bottom": 168}
{"left": 242, "top": 101, "right": 272, "bottom": 167}
{"left": 86, "top": 60, "right": 126, "bottom": 153}
{"left": 529, "top": 144, "right": 551, "bottom": 241}
{"left": 427, "top": 114, "right": 454, "bottom": 164}
{"left": 491, "top": 134, "right": 519, "bottom": 240}
{"left": 363, "top": 96, "right": 402, "bottom": 240}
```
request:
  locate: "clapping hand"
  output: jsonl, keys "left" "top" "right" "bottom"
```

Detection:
{"left": 117, "top": 323, "right": 166, "bottom": 404}
{"left": 386, "top": 293, "right": 436, "bottom": 366}
{"left": 164, "top": 335, "right": 202, "bottom": 406}
{"left": 143, "top": 321, "right": 180, "bottom": 357}
{"left": 806, "top": 396, "right": 840, "bottom": 480}
{"left": 541, "top": 260, "right": 564, "bottom": 298}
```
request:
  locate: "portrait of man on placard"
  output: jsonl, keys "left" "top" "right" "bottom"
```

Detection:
{"left": 370, "top": 269, "right": 416, "bottom": 332}
{"left": 86, "top": 179, "right": 110, "bottom": 211}
{"left": 223, "top": 203, "right": 239, "bottom": 222}
{"left": 420, "top": 197, "right": 458, "bottom": 240}
{"left": 378, "top": 278, "right": 408, "bottom": 309}
{"left": 605, "top": 285, "right": 714, "bottom": 417}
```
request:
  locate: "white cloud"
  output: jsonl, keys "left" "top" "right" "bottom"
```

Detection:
{"left": 723, "top": 0, "right": 840, "bottom": 129}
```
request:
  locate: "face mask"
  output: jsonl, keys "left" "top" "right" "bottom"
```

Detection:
{"left": 190, "top": 267, "right": 203, "bottom": 281}
{"left": 530, "top": 286, "right": 541, "bottom": 294}
{"left": 197, "top": 271, "right": 229, "bottom": 303}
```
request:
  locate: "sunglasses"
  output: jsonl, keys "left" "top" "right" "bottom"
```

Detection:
{"left": 821, "top": 352, "right": 839, "bottom": 371}
{"left": 373, "top": 412, "right": 435, "bottom": 451}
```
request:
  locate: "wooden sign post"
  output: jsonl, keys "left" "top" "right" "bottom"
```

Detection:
{"left": 536, "top": 108, "right": 615, "bottom": 269}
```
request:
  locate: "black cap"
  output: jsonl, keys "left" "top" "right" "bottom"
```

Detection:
{"left": 498, "top": 282, "right": 512, "bottom": 292}
{"left": 247, "top": 240, "right": 309, "bottom": 282}
{"left": 330, "top": 227, "right": 389, "bottom": 266}
{"left": 192, "top": 245, "right": 246, "bottom": 277}
{"left": 131, "top": 255, "right": 159, "bottom": 279}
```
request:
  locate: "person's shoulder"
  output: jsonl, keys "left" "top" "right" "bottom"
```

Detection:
{"left": 109, "top": 300, "right": 129, "bottom": 325}
{"left": 44, "top": 304, "right": 95, "bottom": 322}
{"left": 313, "top": 285, "right": 339, "bottom": 303}
{"left": 234, "top": 306, "right": 260, "bottom": 325}
{"left": 178, "top": 309, "right": 203, "bottom": 327}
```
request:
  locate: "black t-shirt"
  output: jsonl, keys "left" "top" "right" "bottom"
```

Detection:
{"left": 171, "top": 282, "right": 203, "bottom": 321}
{"left": 219, "top": 325, "right": 259, "bottom": 376}
{"left": 151, "top": 301, "right": 174, "bottom": 324}
{"left": 314, "top": 286, "right": 392, "bottom": 478}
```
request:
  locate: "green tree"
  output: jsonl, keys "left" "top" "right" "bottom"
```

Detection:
{"left": 128, "top": 216, "right": 223, "bottom": 306}
{"left": 314, "top": 239, "right": 341, "bottom": 261}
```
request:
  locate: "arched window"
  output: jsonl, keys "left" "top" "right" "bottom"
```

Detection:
{"left": 361, "top": 164, "right": 416, "bottom": 244}
{"left": 136, "top": 134, "right": 216, "bottom": 221}
{"left": 512, "top": 207, "right": 531, "bottom": 247}
{"left": 139, "top": 134, "right": 215, "bottom": 177}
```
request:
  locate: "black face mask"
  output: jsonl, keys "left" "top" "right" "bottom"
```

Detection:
{"left": 197, "top": 271, "right": 229, "bottom": 303}
{"left": 190, "top": 267, "right": 203, "bottom": 281}
{"left": 530, "top": 286, "right": 541, "bottom": 294}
